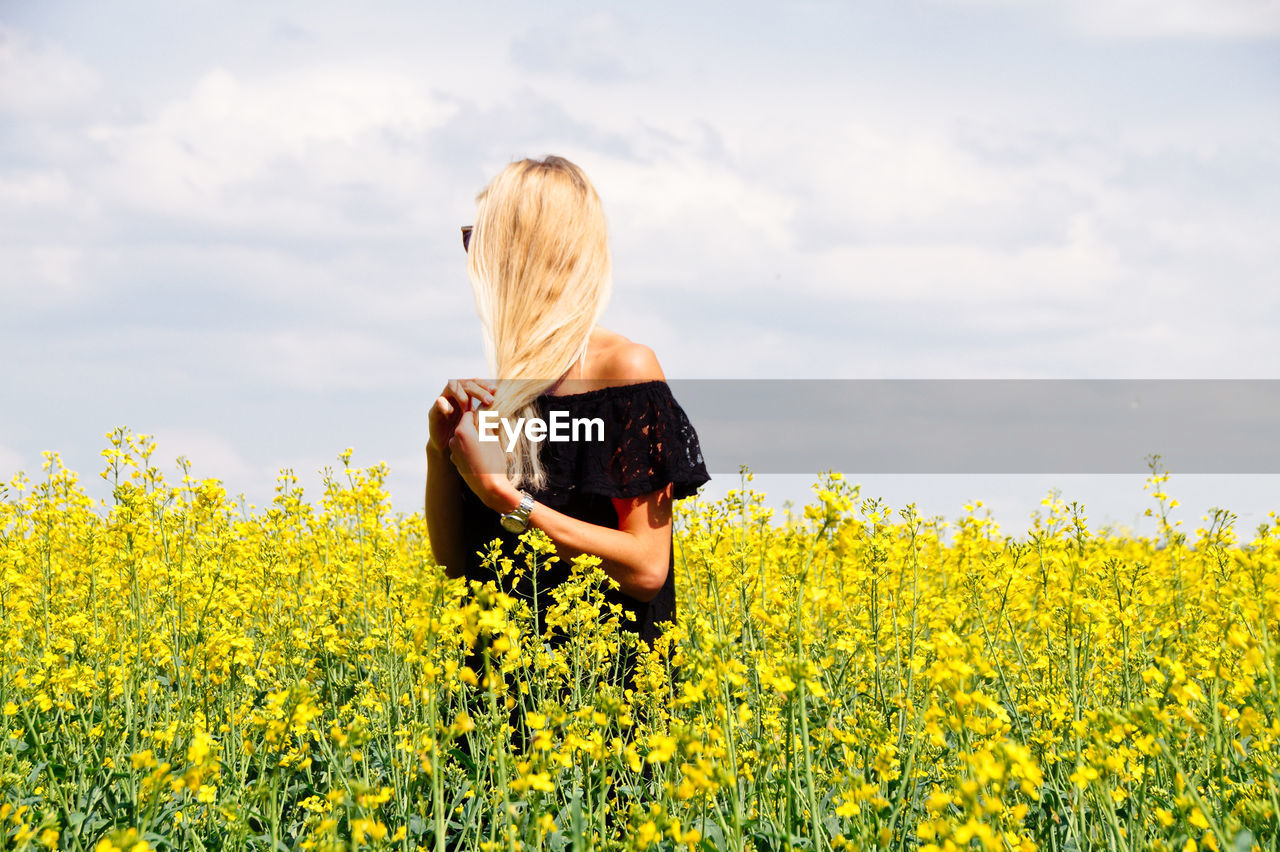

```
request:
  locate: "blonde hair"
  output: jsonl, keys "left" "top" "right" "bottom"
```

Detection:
{"left": 467, "top": 156, "right": 612, "bottom": 490}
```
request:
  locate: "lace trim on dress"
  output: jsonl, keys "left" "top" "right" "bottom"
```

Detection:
{"left": 534, "top": 380, "right": 710, "bottom": 502}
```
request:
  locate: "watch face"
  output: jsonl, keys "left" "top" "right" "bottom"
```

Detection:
{"left": 500, "top": 515, "right": 524, "bottom": 534}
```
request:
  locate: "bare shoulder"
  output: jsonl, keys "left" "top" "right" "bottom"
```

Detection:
{"left": 602, "top": 341, "right": 665, "bottom": 383}
{"left": 589, "top": 329, "right": 666, "bottom": 384}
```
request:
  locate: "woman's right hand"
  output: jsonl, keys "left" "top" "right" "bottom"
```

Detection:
{"left": 428, "top": 378, "right": 497, "bottom": 456}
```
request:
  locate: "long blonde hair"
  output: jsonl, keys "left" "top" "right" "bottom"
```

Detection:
{"left": 467, "top": 156, "right": 612, "bottom": 490}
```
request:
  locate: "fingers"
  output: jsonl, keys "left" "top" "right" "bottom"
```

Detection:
{"left": 448, "top": 412, "right": 470, "bottom": 448}
{"left": 442, "top": 378, "right": 497, "bottom": 412}
{"left": 462, "top": 379, "right": 496, "bottom": 409}
{"left": 448, "top": 420, "right": 478, "bottom": 474}
{"left": 449, "top": 415, "right": 505, "bottom": 479}
{"left": 431, "top": 379, "right": 495, "bottom": 456}
{"left": 453, "top": 409, "right": 479, "bottom": 439}
{"left": 444, "top": 380, "right": 469, "bottom": 411}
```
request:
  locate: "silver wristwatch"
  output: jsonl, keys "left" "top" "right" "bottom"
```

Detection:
{"left": 499, "top": 490, "right": 535, "bottom": 534}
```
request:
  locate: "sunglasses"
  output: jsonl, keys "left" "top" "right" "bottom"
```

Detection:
{"left": 461, "top": 226, "right": 473, "bottom": 253}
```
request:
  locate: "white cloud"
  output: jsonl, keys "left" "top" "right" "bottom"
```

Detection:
{"left": 0, "top": 244, "right": 87, "bottom": 305}
{"left": 3, "top": 2, "right": 1278, "bottom": 518}
{"left": 149, "top": 429, "right": 258, "bottom": 485}
{"left": 1065, "top": 0, "right": 1280, "bottom": 39}
{"left": 0, "top": 26, "right": 101, "bottom": 116}
{"left": 932, "top": 0, "right": 1280, "bottom": 39}
{"left": 802, "top": 214, "right": 1121, "bottom": 303}
{"left": 239, "top": 329, "right": 426, "bottom": 392}
{"left": 0, "top": 169, "right": 72, "bottom": 205}
{"left": 85, "top": 65, "right": 459, "bottom": 233}
{"left": 510, "top": 12, "right": 649, "bottom": 80}
{"left": 594, "top": 149, "right": 796, "bottom": 287}
{"left": 592, "top": 116, "right": 1124, "bottom": 310}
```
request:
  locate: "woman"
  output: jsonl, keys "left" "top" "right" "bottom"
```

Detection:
{"left": 424, "top": 156, "right": 709, "bottom": 688}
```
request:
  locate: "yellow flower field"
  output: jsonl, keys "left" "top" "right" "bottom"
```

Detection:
{"left": 1, "top": 428, "right": 1277, "bottom": 851}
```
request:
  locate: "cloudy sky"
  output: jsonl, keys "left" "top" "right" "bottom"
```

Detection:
{"left": 3, "top": 0, "right": 1278, "bottom": 534}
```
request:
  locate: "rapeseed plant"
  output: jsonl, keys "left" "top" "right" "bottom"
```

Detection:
{"left": 0, "top": 433, "right": 1275, "bottom": 850}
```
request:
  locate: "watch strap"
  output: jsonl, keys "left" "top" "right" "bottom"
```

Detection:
{"left": 500, "top": 490, "right": 535, "bottom": 533}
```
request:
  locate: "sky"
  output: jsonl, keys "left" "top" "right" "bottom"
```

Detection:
{"left": 2, "top": 0, "right": 1279, "bottom": 537}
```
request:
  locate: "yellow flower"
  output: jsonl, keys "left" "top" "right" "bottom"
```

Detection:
{"left": 635, "top": 821, "right": 658, "bottom": 848}
{"left": 646, "top": 734, "right": 677, "bottom": 764}
{"left": 835, "top": 798, "right": 860, "bottom": 817}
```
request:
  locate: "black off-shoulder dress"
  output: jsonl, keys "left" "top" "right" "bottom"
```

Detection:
{"left": 457, "top": 379, "right": 710, "bottom": 653}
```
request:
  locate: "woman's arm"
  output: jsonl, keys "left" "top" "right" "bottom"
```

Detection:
{"left": 447, "top": 342, "right": 676, "bottom": 602}
{"left": 464, "top": 465, "right": 674, "bottom": 603}
{"left": 424, "top": 445, "right": 466, "bottom": 578}
{"left": 425, "top": 378, "right": 497, "bottom": 578}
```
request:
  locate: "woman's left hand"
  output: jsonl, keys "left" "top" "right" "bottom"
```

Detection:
{"left": 448, "top": 409, "right": 520, "bottom": 513}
